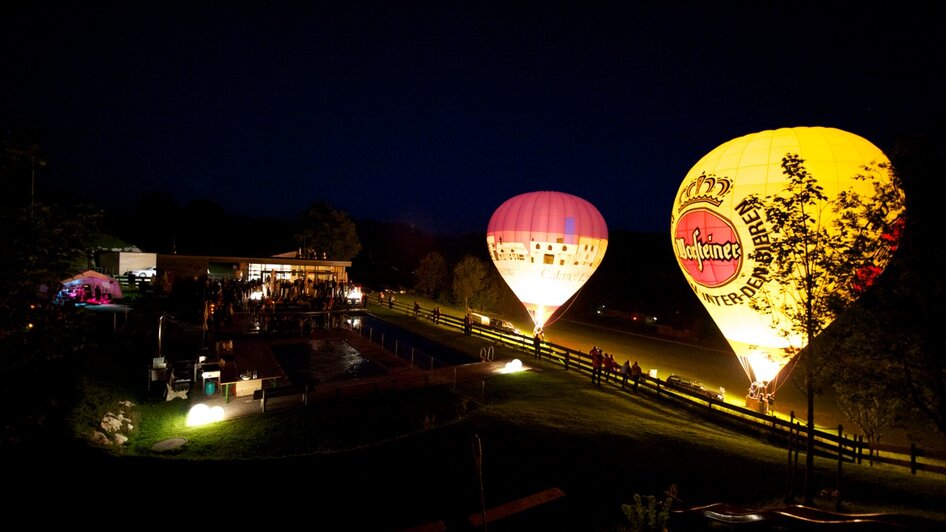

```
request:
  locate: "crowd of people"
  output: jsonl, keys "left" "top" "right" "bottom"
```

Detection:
{"left": 55, "top": 283, "right": 114, "bottom": 306}
{"left": 590, "top": 345, "right": 642, "bottom": 391}
{"left": 197, "top": 276, "right": 364, "bottom": 335}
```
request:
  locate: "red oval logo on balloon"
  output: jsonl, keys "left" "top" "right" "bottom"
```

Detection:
{"left": 673, "top": 209, "right": 741, "bottom": 288}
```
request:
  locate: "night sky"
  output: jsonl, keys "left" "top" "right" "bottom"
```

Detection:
{"left": 4, "top": 2, "right": 943, "bottom": 235}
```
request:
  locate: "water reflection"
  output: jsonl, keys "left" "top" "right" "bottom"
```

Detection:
{"left": 272, "top": 339, "right": 388, "bottom": 385}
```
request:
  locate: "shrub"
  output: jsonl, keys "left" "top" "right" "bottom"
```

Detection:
{"left": 621, "top": 484, "right": 676, "bottom": 532}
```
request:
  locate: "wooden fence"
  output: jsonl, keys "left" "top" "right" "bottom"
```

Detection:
{"left": 376, "top": 296, "right": 946, "bottom": 477}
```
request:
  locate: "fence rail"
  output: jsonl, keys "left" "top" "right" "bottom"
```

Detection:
{"left": 375, "top": 295, "right": 946, "bottom": 477}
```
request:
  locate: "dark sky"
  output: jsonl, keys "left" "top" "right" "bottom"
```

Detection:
{"left": 4, "top": 2, "right": 943, "bottom": 235}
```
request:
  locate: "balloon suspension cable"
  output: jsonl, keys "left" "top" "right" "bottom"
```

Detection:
{"left": 747, "top": 355, "right": 798, "bottom": 405}
{"left": 738, "top": 357, "right": 753, "bottom": 384}
{"left": 769, "top": 352, "right": 802, "bottom": 395}
{"left": 542, "top": 286, "right": 584, "bottom": 329}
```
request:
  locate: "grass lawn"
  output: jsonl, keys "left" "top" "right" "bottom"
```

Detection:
{"left": 17, "top": 297, "right": 944, "bottom": 530}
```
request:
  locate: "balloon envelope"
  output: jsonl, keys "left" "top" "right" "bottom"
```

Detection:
{"left": 670, "top": 126, "right": 903, "bottom": 389}
{"left": 487, "top": 191, "right": 608, "bottom": 329}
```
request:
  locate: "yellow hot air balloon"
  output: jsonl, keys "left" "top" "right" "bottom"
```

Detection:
{"left": 487, "top": 191, "right": 608, "bottom": 332}
{"left": 670, "top": 127, "right": 905, "bottom": 410}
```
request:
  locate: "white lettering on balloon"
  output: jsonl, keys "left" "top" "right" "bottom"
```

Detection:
{"left": 674, "top": 228, "right": 741, "bottom": 272}
{"left": 692, "top": 199, "right": 774, "bottom": 307}
{"left": 540, "top": 269, "right": 588, "bottom": 283}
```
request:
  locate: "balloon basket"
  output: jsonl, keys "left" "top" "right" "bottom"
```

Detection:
{"left": 745, "top": 396, "right": 768, "bottom": 415}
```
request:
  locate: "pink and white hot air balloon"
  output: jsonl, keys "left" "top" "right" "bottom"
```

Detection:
{"left": 487, "top": 191, "right": 608, "bottom": 331}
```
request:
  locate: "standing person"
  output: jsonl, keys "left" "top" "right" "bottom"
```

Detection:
{"left": 591, "top": 346, "right": 603, "bottom": 386}
{"left": 378, "top": 291, "right": 385, "bottom": 307}
{"left": 464, "top": 313, "right": 472, "bottom": 336}
{"left": 413, "top": 301, "right": 421, "bottom": 318}
{"left": 603, "top": 353, "right": 615, "bottom": 382}
{"left": 620, "top": 359, "right": 631, "bottom": 389}
{"left": 389, "top": 294, "right": 395, "bottom": 309}
{"left": 533, "top": 331, "right": 542, "bottom": 361}
{"left": 631, "top": 361, "right": 643, "bottom": 392}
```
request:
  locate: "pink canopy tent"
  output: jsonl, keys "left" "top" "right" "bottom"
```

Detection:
{"left": 60, "top": 270, "right": 124, "bottom": 302}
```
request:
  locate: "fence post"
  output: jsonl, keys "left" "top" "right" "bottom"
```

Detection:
{"left": 784, "top": 410, "right": 796, "bottom": 503}
{"left": 836, "top": 424, "right": 843, "bottom": 511}
{"left": 911, "top": 442, "right": 917, "bottom": 475}
{"left": 792, "top": 418, "right": 796, "bottom": 480}
{"left": 260, "top": 389, "right": 266, "bottom": 413}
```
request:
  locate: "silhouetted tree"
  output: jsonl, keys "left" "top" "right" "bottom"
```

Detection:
{"left": 741, "top": 154, "right": 905, "bottom": 503}
{"left": 295, "top": 201, "right": 361, "bottom": 260}
{"left": 835, "top": 376, "right": 902, "bottom": 464}
{"left": 414, "top": 252, "right": 448, "bottom": 299}
{"left": 467, "top": 260, "right": 512, "bottom": 314}
{"left": 0, "top": 200, "right": 105, "bottom": 363}
{"left": 452, "top": 255, "right": 488, "bottom": 310}
{"left": 881, "top": 129, "right": 946, "bottom": 439}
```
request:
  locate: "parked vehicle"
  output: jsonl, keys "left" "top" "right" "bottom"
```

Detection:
{"left": 469, "top": 312, "right": 521, "bottom": 335}
{"left": 125, "top": 267, "right": 157, "bottom": 279}
{"left": 489, "top": 318, "right": 521, "bottom": 335}
{"left": 665, "top": 374, "right": 724, "bottom": 401}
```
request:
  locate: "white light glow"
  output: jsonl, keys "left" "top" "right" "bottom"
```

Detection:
{"left": 186, "top": 403, "right": 225, "bottom": 427}
{"left": 348, "top": 286, "right": 363, "bottom": 301}
{"left": 496, "top": 359, "right": 525, "bottom": 374}
{"left": 487, "top": 239, "right": 606, "bottom": 329}
{"left": 746, "top": 350, "right": 783, "bottom": 383}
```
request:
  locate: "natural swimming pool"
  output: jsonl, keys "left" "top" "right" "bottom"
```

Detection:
{"left": 270, "top": 314, "right": 478, "bottom": 385}
{"left": 357, "top": 314, "right": 477, "bottom": 367}
{"left": 271, "top": 338, "right": 388, "bottom": 385}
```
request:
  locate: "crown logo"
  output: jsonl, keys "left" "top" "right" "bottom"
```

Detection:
{"left": 678, "top": 172, "right": 733, "bottom": 210}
